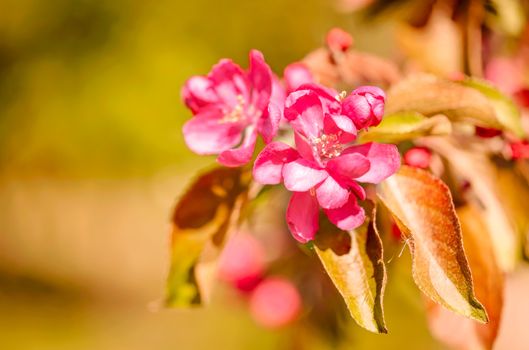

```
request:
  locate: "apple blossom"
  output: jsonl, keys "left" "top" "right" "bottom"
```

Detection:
{"left": 253, "top": 84, "right": 400, "bottom": 243}
{"left": 182, "top": 50, "right": 281, "bottom": 167}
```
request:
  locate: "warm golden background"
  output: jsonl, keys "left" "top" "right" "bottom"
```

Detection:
{"left": 1, "top": 0, "right": 528, "bottom": 349}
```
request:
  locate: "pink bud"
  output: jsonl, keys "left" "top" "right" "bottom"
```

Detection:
{"left": 249, "top": 277, "right": 302, "bottom": 329}
{"left": 475, "top": 126, "right": 502, "bottom": 138}
{"left": 218, "top": 234, "right": 266, "bottom": 292}
{"left": 325, "top": 28, "right": 353, "bottom": 52}
{"left": 513, "top": 88, "right": 529, "bottom": 108}
{"left": 342, "top": 86, "right": 385, "bottom": 129}
{"left": 284, "top": 62, "right": 313, "bottom": 92}
{"left": 510, "top": 140, "right": 529, "bottom": 160}
{"left": 404, "top": 147, "right": 431, "bottom": 169}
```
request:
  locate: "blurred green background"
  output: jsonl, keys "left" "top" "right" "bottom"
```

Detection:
{"left": 2, "top": 0, "right": 525, "bottom": 349}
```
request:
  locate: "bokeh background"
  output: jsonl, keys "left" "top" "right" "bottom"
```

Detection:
{"left": 1, "top": 0, "right": 528, "bottom": 349}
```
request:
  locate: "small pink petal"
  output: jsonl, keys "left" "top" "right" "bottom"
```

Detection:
{"left": 208, "top": 59, "right": 249, "bottom": 109}
{"left": 258, "top": 103, "right": 281, "bottom": 144}
{"left": 283, "top": 159, "right": 328, "bottom": 192}
{"left": 294, "top": 132, "right": 318, "bottom": 163}
{"left": 344, "top": 143, "right": 400, "bottom": 184}
{"left": 316, "top": 176, "right": 350, "bottom": 209}
{"left": 217, "top": 128, "right": 258, "bottom": 167}
{"left": 324, "top": 196, "right": 366, "bottom": 231}
{"left": 253, "top": 142, "right": 299, "bottom": 185}
{"left": 182, "top": 76, "right": 219, "bottom": 114}
{"left": 286, "top": 191, "right": 319, "bottom": 243}
{"left": 296, "top": 83, "right": 341, "bottom": 114}
{"left": 182, "top": 109, "right": 243, "bottom": 155}
{"left": 284, "top": 62, "right": 313, "bottom": 92}
{"left": 284, "top": 90, "right": 324, "bottom": 139}
{"left": 350, "top": 181, "right": 366, "bottom": 200}
{"left": 326, "top": 153, "right": 371, "bottom": 181}
{"left": 248, "top": 50, "right": 273, "bottom": 112}
{"left": 323, "top": 114, "right": 357, "bottom": 143}
{"left": 249, "top": 278, "right": 302, "bottom": 328}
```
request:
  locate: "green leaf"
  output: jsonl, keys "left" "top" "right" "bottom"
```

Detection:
{"left": 165, "top": 167, "right": 251, "bottom": 307}
{"left": 377, "top": 166, "right": 488, "bottom": 323}
{"left": 314, "top": 204, "right": 387, "bottom": 333}
{"left": 359, "top": 112, "right": 451, "bottom": 143}
{"left": 460, "top": 77, "right": 525, "bottom": 138}
{"left": 386, "top": 74, "right": 503, "bottom": 129}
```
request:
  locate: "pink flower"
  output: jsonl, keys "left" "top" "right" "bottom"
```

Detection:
{"left": 218, "top": 233, "right": 266, "bottom": 292}
{"left": 253, "top": 85, "right": 400, "bottom": 243}
{"left": 182, "top": 50, "right": 281, "bottom": 167}
{"left": 249, "top": 277, "right": 301, "bottom": 328}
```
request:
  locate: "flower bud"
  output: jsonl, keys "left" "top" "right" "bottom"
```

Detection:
{"left": 284, "top": 62, "right": 313, "bottom": 92}
{"left": 342, "top": 86, "right": 385, "bottom": 129}
{"left": 404, "top": 147, "right": 431, "bottom": 169}
{"left": 218, "top": 233, "right": 266, "bottom": 292}
{"left": 325, "top": 28, "right": 353, "bottom": 52}
{"left": 249, "top": 277, "right": 301, "bottom": 328}
{"left": 510, "top": 140, "right": 529, "bottom": 160}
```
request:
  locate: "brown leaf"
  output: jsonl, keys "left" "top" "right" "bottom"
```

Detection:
{"left": 303, "top": 48, "right": 401, "bottom": 89}
{"left": 314, "top": 204, "right": 387, "bottom": 333}
{"left": 421, "top": 137, "right": 521, "bottom": 271}
{"left": 377, "top": 166, "right": 488, "bottom": 322}
{"left": 426, "top": 205, "right": 504, "bottom": 350}
{"left": 165, "top": 167, "right": 251, "bottom": 307}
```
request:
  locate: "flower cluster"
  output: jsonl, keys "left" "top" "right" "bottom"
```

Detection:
{"left": 182, "top": 50, "right": 400, "bottom": 242}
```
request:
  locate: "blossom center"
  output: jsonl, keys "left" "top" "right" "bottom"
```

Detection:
{"left": 219, "top": 94, "right": 262, "bottom": 125}
{"left": 313, "top": 134, "right": 343, "bottom": 159}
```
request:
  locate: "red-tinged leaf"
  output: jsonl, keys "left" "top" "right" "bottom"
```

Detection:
{"left": 426, "top": 205, "right": 504, "bottom": 350}
{"left": 165, "top": 167, "right": 251, "bottom": 307}
{"left": 377, "top": 166, "right": 488, "bottom": 322}
{"left": 314, "top": 204, "right": 387, "bottom": 333}
{"left": 422, "top": 137, "right": 521, "bottom": 271}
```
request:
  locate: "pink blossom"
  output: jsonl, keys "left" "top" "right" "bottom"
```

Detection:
{"left": 182, "top": 50, "right": 281, "bottom": 167}
{"left": 249, "top": 277, "right": 301, "bottom": 328}
{"left": 253, "top": 85, "right": 400, "bottom": 243}
{"left": 218, "top": 233, "right": 266, "bottom": 292}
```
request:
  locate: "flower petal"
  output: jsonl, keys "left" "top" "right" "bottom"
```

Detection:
{"left": 324, "top": 196, "right": 366, "bottom": 231}
{"left": 217, "top": 128, "right": 258, "bottom": 167}
{"left": 287, "top": 191, "right": 319, "bottom": 243}
{"left": 284, "top": 62, "right": 313, "bottom": 92}
{"left": 344, "top": 142, "right": 400, "bottom": 184}
{"left": 316, "top": 176, "right": 350, "bottom": 209}
{"left": 253, "top": 142, "right": 299, "bottom": 185}
{"left": 284, "top": 90, "right": 324, "bottom": 139}
{"left": 183, "top": 109, "right": 243, "bottom": 155}
{"left": 248, "top": 50, "right": 273, "bottom": 112}
{"left": 258, "top": 103, "right": 281, "bottom": 144}
{"left": 209, "top": 59, "right": 249, "bottom": 109}
{"left": 296, "top": 83, "right": 341, "bottom": 114}
{"left": 283, "top": 159, "right": 328, "bottom": 191}
{"left": 323, "top": 114, "right": 357, "bottom": 143}
{"left": 182, "top": 76, "right": 219, "bottom": 114}
{"left": 326, "top": 153, "right": 371, "bottom": 181}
